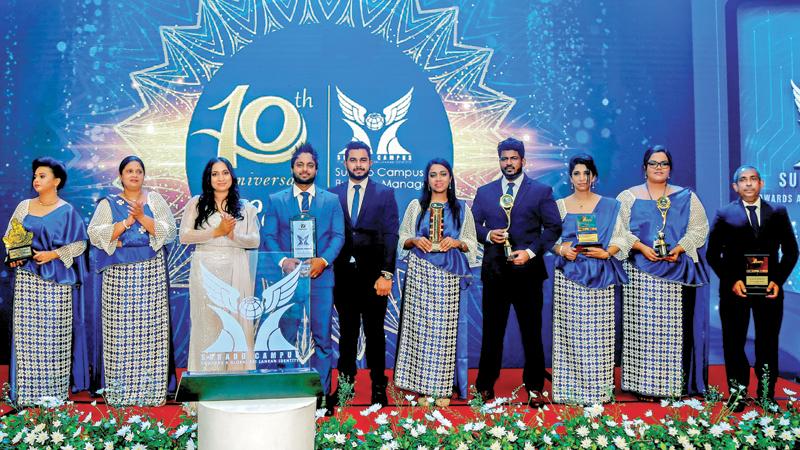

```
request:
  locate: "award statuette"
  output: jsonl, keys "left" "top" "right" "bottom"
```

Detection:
{"left": 744, "top": 254, "right": 769, "bottom": 296}
{"left": 429, "top": 203, "right": 445, "bottom": 252}
{"left": 290, "top": 213, "right": 316, "bottom": 259}
{"left": 652, "top": 195, "right": 671, "bottom": 258}
{"left": 500, "top": 194, "right": 514, "bottom": 260}
{"left": 3, "top": 218, "right": 33, "bottom": 263}
{"left": 575, "top": 214, "right": 600, "bottom": 252}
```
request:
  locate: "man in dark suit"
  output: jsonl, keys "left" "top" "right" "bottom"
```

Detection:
{"left": 472, "top": 137, "right": 562, "bottom": 406}
{"left": 263, "top": 143, "right": 345, "bottom": 405}
{"left": 707, "top": 165, "right": 798, "bottom": 407}
{"left": 330, "top": 140, "right": 399, "bottom": 407}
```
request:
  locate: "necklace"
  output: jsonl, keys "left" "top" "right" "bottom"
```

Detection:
{"left": 646, "top": 183, "right": 668, "bottom": 200}
{"left": 573, "top": 193, "right": 595, "bottom": 210}
{"left": 37, "top": 197, "right": 59, "bottom": 207}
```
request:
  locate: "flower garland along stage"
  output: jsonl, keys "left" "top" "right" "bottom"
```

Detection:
{"left": 1, "top": 385, "right": 799, "bottom": 449}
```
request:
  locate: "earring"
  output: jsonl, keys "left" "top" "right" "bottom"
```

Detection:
{"left": 570, "top": 184, "right": 574, "bottom": 191}
{"left": 591, "top": 182, "right": 596, "bottom": 190}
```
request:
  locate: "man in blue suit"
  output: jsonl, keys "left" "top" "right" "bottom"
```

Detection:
{"left": 472, "top": 137, "right": 561, "bottom": 406}
{"left": 330, "top": 140, "right": 399, "bottom": 407}
{"left": 263, "top": 143, "right": 345, "bottom": 406}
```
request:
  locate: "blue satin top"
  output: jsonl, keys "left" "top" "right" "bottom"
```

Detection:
{"left": 629, "top": 189, "right": 709, "bottom": 286}
{"left": 554, "top": 196, "right": 628, "bottom": 289}
{"left": 18, "top": 203, "right": 87, "bottom": 285}
{"left": 411, "top": 200, "right": 471, "bottom": 279}
{"left": 94, "top": 194, "right": 157, "bottom": 272}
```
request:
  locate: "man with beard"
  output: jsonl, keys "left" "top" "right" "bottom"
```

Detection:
{"left": 472, "top": 137, "right": 561, "bottom": 406}
{"left": 329, "top": 140, "right": 399, "bottom": 408}
{"left": 263, "top": 143, "right": 344, "bottom": 406}
{"left": 707, "top": 165, "right": 798, "bottom": 410}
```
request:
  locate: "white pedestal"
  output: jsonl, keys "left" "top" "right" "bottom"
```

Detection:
{"left": 198, "top": 397, "right": 316, "bottom": 450}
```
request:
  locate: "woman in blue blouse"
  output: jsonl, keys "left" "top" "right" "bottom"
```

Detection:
{"left": 551, "top": 154, "right": 627, "bottom": 404}
{"left": 614, "top": 146, "right": 709, "bottom": 399}
{"left": 394, "top": 158, "right": 478, "bottom": 407}
{"left": 5, "top": 157, "right": 88, "bottom": 405}
{"left": 87, "top": 155, "right": 177, "bottom": 406}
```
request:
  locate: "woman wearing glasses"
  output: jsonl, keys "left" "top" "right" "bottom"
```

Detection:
{"left": 611, "top": 145, "right": 709, "bottom": 400}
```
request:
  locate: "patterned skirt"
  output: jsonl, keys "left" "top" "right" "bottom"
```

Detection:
{"left": 101, "top": 252, "right": 170, "bottom": 406}
{"left": 621, "top": 262, "right": 684, "bottom": 397}
{"left": 394, "top": 253, "right": 460, "bottom": 398}
{"left": 13, "top": 270, "right": 73, "bottom": 405}
{"left": 551, "top": 270, "right": 615, "bottom": 404}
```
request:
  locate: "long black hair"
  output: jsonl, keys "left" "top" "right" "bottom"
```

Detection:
{"left": 417, "top": 158, "right": 462, "bottom": 231}
{"left": 194, "top": 157, "right": 243, "bottom": 229}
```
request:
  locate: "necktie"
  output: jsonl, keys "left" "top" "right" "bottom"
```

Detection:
{"left": 505, "top": 182, "right": 515, "bottom": 196}
{"left": 746, "top": 205, "right": 759, "bottom": 234}
{"left": 301, "top": 191, "right": 310, "bottom": 213}
{"left": 351, "top": 185, "right": 361, "bottom": 225}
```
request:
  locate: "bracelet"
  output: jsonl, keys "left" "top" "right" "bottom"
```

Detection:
{"left": 121, "top": 220, "right": 130, "bottom": 230}
{"left": 558, "top": 245, "right": 564, "bottom": 257}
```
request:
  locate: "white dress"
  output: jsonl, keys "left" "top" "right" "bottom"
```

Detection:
{"left": 180, "top": 196, "right": 260, "bottom": 372}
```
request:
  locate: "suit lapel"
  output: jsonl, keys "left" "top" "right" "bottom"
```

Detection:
{"left": 334, "top": 184, "right": 351, "bottom": 226}
{"left": 759, "top": 199, "right": 773, "bottom": 233}
{"left": 286, "top": 189, "right": 301, "bottom": 217}
{"left": 735, "top": 200, "right": 759, "bottom": 237}
{"left": 515, "top": 176, "right": 531, "bottom": 204}
{"left": 355, "top": 181, "right": 375, "bottom": 225}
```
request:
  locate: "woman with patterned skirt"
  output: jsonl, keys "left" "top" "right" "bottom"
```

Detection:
{"left": 5, "top": 157, "right": 89, "bottom": 405}
{"left": 551, "top": 154, "right": 628, "bottom": 404}
{"left": 613, "top": 146, "right": 709, "bottom": 399}
{"left": 87, "top": 155, "right": 177, "bottom": 406}
{"left": 394, "top": 158, "right": 477, "bottom": 407}
{"left": 180, "top": 157, "right": 260, "bottom": 373}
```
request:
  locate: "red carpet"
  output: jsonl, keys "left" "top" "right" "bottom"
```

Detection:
{"left": 1, "top": 365, "right": 797, "bottom": 429}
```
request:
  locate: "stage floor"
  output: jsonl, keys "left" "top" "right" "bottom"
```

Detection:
{"left": 1, "top": 365, "right": 797, "bottom": 428}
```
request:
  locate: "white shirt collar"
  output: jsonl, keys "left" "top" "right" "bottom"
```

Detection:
{"left": 348, "top": 178, "right": 369, "bottom": 191}
{"left": 742, "top": 197, "right": 761, "bottom": 208}
{"left": 502, "top": 173, "right": 524, "bottom": 185}
{"left": 293, "top": 184, "right": 316, "bottom": 199}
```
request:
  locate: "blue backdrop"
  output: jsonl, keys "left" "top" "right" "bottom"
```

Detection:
{"left": 1, "top": 0, "right": 795, "bottom": 380}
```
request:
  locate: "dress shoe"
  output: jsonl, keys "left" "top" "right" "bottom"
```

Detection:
{"left": 371, "top": 384, "right": 388, "bottom": 407}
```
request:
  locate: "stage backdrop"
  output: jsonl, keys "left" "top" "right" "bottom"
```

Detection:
{"left": 1, "top": 0, "right": 715, "bottom": 376}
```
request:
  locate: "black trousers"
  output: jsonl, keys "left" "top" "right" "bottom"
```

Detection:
{"left": 719, "top": 293, "right": 783, "bottom": 399}
{"left": 333, "top": 263, "right": 388, "bottom": 386}
{"left": 476, "top": 271, "right": 545, "bottom": 393}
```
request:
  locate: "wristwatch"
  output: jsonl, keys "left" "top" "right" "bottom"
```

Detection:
{"left": 381, "top": 271, "right": 393, "bottom": 280}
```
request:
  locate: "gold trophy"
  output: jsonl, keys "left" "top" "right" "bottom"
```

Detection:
{"left": 3, "top": 218, "right": 34, "bottom": 263}
{"left": 429, "top": 203, "right": 445, "bottom": 252}
{"left": 500, "top": 194, "right": 514, "bottom": 260}
{"left": 653, "top": 195, "right": 671, "bottom": 258}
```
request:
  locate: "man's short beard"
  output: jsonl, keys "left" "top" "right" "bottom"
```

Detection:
{"left": 293, "top": 173, "right": 316, "bottom": 186}
{"left": 503, "top": 166, "right": 522, "bottom": 180}
{"left": 347, "top": 169, "right": 368, "bottom": 181}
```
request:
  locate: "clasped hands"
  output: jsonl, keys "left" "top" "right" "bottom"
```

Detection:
{"left": 557, "top": 242, "right": 611, "bottom": 261}
{"left": 636, "top": 243, "right": 685, "bottom": 263}
{"left": 282, "top": 257, "right": 327, "bottom": 279}
{"left": 732, "top": 280, "right": 779, "bottom": 299}
{"left": 410, "top": 236, "right": 464, "bottom": 253}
